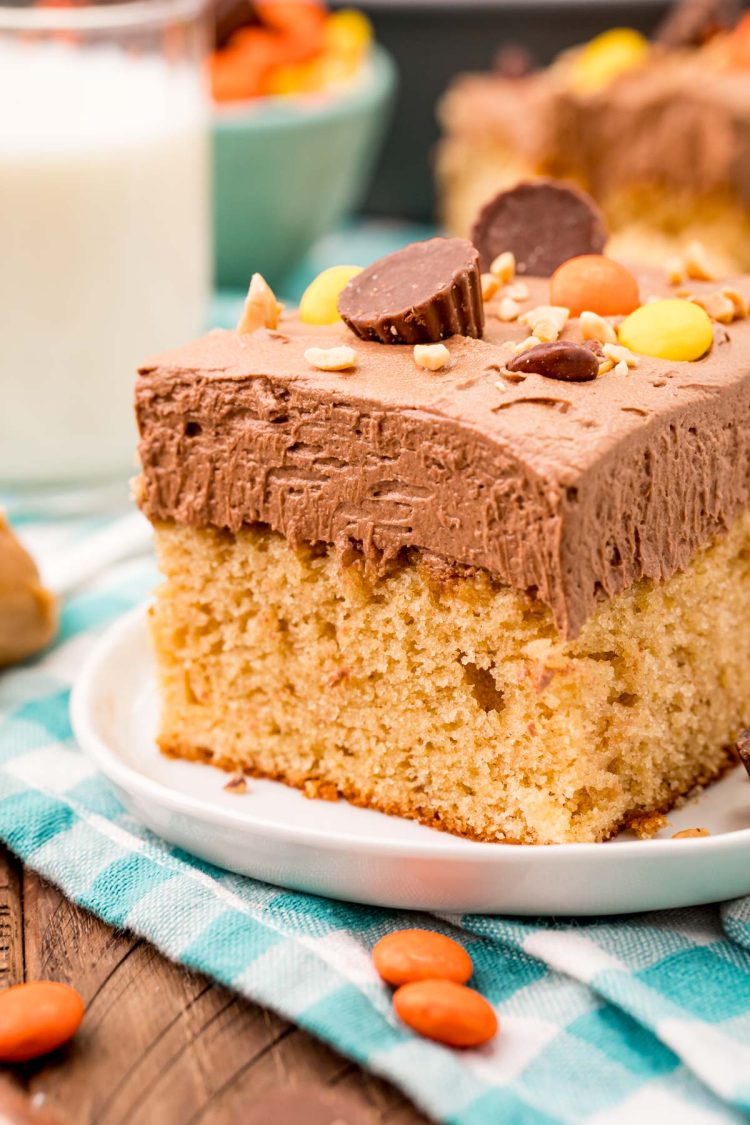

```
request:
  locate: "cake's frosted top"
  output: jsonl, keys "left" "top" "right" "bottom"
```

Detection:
{"left": 136, "top": 264, "right": 750, "bottom": 637}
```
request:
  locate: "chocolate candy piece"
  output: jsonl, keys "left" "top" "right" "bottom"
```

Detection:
{"left": 736, "top": 728, "right": 750, "bottom": 778}
{"left": 337, "top": 237, "right": 484, "bottom": 344}
{"left": 471, "top": 180, "right": 608, "bottom": 276}
{"left": 506, "top": 340, "right": 599, "bottom": 382}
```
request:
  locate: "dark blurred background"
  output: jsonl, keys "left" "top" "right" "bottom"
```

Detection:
{"left": 337, "top": 0, "right": 674, "bottom": 221}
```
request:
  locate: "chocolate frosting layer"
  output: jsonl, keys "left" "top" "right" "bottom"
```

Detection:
{"left": 136, "top": 270, "right": 750, "bottom": 638}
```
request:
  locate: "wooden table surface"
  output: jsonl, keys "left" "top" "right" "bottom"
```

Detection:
{"left": 0, "top": 846, "right": 430, "bottom": 1125}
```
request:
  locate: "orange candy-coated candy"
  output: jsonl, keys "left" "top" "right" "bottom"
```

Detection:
{"left": 550, "top": 255, "right": 640, "bottom": 317}
{"left": 211, "top": 3, "right": 327, "bottom": 102}
{"left": 255, "top": 1, "right": 326, "bottom": 70}
{"left": 373, "top": 929, "right": 473, "bottom": 986}
{"left": 394, "top": 980, "right": 498, "bottom": 1048}
{"left": 727, "top": 13, "right": 750, "bottom": 68}
{"left": 0, "top": 981, "right": 84, "bottom": 1062}
{"left": 211, "top": 30, "right": 280, "bottom": 101}
{"left": 256, "top": 0, "right": 326, "bottom": 38}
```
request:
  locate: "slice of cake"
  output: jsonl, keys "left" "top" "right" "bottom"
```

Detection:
{"left": 136, "top": 187, "right": 750, "bottom": 845}
{"left": 437, "top": 8, "right": 750, "bottom": 275}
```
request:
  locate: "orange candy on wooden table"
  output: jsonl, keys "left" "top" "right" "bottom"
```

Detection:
{"left": 373, "top": 929, "right": 473, "bottom": 986}
{"left": 394, "top": 980, "right": 498, "bottom": 1049}
{"left": 550, "top": 254, "right": 640, "bottom": 317}
{"left": 0, "top": 981, "right": 84, "bottom": 1063}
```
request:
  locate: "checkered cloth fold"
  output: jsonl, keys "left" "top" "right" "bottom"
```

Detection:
{"left": 1, "top": 511, "right": 749, "bottom": 1125}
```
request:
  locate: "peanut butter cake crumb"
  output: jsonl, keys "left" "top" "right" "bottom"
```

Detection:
{"left": 629, "top": 813, "right": 669, "bottom": 840}
{"left": 223, "top": 774, "right": 248, "bottom": 794}
{"left": 150, "top": 509, "right": 750, "bottom": 845}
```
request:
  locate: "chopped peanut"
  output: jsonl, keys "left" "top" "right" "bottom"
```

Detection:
{"left": 533, "top": 319, "right": 562, "bottom": 343}
{"left": 690, "top": 291, "right": 736, "bottom": 324}
{"left": 602, "top": 342, "right": 638, "bottom": 368}
{"left": 481, "top": 273, "right": 500, "bottom": 301}
{"left": 722, "top": 286, "right": 749, "bottom": 319}
{"left": 684, "top": 240, "right": 715, "bottom": 281}
{"left": 304, "top": 345, "right": 357, "bottom": 371}
{"left": 504, "top": 281, "right": 529, "bottom": 302}
{"left": 490, "top": 250, "right": 515, "bottom": 284}
{"left": 237, "top": 273, "right": 283, "bottom": 333}
{"left": 413, "top": 343, "right": 451, "bottom": 371}
{"left": 665, "top": 257, "right": 685, "bottom": 286}
{"left": 519, "top": 305, "right": 569, "bottom": 342}
{"left": 497, "top": 297, "right": 520, "bottom": 322}
{"left": 580, "top": 309, "right": 617, "bottom": 344}
{"left": 513, "top": 335, "right": 542, "bottom": 355}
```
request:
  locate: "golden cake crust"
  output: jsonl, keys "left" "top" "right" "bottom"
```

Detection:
{"left": 158, "top": 736, "right": 738, "bottom": 845}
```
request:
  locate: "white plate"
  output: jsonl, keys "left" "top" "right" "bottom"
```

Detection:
{"left": 70, "top": 607, "right": 750, "bottom": 916}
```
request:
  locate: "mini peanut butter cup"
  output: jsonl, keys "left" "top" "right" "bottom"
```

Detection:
{"left": 471, "top": 179, "right": 608, "bottom": 276}
{"left": 337, "top": 237, "right": 484, "bottom": 344}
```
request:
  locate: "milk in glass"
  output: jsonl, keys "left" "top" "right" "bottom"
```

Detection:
{"left": 0, "top": 36, "right": 210, "bottom": 484}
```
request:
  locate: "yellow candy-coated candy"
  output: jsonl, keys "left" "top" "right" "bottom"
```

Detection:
{"left": 326, "top": 10, "right": 373, "bottom": 62}
{"left": 265, "top": 59, "right": 325, "bottom": 97}
{"left": 299, "top": 265, "right": 363, "bottom": 325}
{"left": 266, "top": 11, "right": 372, "bottom": 97}
{"left": 570, "top": 28, "right": 650, "bottom": 94}
{"left": 618, "top": 299, "right": 714, "bottom": 361}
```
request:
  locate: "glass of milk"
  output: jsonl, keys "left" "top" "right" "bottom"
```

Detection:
{"left": 0, "top": 0, "right": 210, "bottom": 499}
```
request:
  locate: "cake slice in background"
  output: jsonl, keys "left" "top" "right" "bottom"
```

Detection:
{"left": 136, "top": 185, "right": 750, "bottom": 845}
{"left": 437, "top": 4, "right": 750, "bottom": 275}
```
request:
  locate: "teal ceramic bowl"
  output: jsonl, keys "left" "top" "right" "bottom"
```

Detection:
{"left": 213, "top": 45, "right": 396, "bottom": 291}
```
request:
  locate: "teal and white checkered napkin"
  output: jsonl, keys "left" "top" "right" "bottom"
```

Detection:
{"left": 2, "top": 510, "right": 750, "bottom": 1125}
